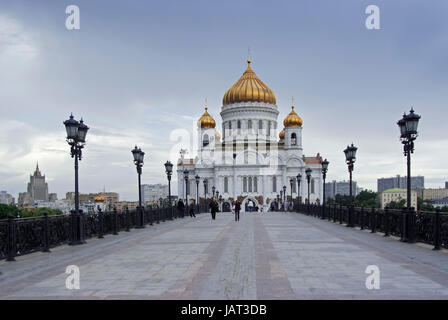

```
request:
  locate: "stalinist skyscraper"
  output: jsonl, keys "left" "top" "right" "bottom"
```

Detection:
{"left": 26, "top": 163, "right": 49, "bottom": 201}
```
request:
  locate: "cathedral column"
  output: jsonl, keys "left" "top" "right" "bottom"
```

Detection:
{"left": 262, "top": 175, "right": 267, "bottom": 207}
{"left": 282, "top": 165, "right": 287, "bottom": 189}
{"left": 233, "top": 155, "right": 237, "bottom": 200}
{"left": 213, "top": 167, "right": 217, "bottom": 196}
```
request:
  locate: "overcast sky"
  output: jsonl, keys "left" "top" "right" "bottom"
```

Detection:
{"left": 0, "top": 0, "right": 447, "bottom": 201}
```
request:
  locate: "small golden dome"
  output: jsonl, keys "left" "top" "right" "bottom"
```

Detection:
{"left": 223, "top": 60, "right": 276, "bottom": 106}
{"left": 279, "top": 128, "right": 285, "bottom": 139}
{"left": 283, "top": 106, "right": 303, "bottom": 127}
{"left": 197, "top": 107, "right": 216, "bottom": 129}
{"left": 215, "top": 131, "right": 221, "bottom": 140}
{"left": 94, "top": 195, "right": 105, "bottom": 203}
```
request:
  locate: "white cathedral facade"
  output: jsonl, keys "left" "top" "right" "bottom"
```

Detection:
{"left": 177, "top": 60, "right": 324, "bottom": 211}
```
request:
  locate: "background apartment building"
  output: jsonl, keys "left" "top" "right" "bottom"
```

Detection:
{"left": 140, "top": 184, "right": 169, "bottom": 203}
{"left": 380, "top": 188, "right": 418, "bottom": 210}
{"left": 324, "top": 180, "right": 358, "bottom": 199}
{"left": 377, "top": 175, "right": 424, "bottom": 193}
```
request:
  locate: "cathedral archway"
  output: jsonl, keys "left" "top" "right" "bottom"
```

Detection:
{"left": 241, "top": 196, "right": 259, "bottom": 212}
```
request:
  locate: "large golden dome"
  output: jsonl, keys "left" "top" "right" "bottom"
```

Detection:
{"left": 197, "top": 107, "right": 216, "bottom": 129}
{"left": 223, "top": 60, "right": 276, "bottom": 106}
{"left": 283, "top": 106, "right": 303, "bottom": 127}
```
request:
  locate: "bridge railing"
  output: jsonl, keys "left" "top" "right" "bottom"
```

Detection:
{"left": 294, "top": 203, "right": 448, "bottom": 250}
{"left": 0, "top": 204, "right": 208, "bottom": 261}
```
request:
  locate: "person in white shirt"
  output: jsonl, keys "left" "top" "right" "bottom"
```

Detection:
{"left": 248, "top": 200, "right": 254, "bottom": 212}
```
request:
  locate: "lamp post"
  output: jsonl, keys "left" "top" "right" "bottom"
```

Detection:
{"left": 289, "top": 178, "right": 294, "bottom": 203}
{"left": 64, "top": 114, "right": 89, "bottom": 245}
{"left": 397, "top": 108, "right": 420, "bottom": 243}
{"left": 195, "top": 174, "right": 200, "bottom": 205}
{"left": 305, "top": 168, "right": 312, "bottom": 214}
{"left": 321, "top": 159, "right": 329, "bottom": 220}
{"left": 282, "top": 185, "right": 287, "bottom": 208}
{"left": 164, "top": 160, "right": 173, "bottom": 218}
{"left": 132, "top": 146, "right": 145, "bottom": 228}
{"left": 212, "top": 185, "right": 216, "bottom": 198}
{"left": 280, "top": 190, "right": 283, "bottom": 211}
{"left": 276, "top": 194, "right": 280, "bottom": 211}
{"left": 183, "top": 170, "right": 189, "bottom": 204}
{"left": 296, "top": 173, "right": 302, "bottom": 205}
{"left": 343, "top": 143, "right": 357, "bottom": 227}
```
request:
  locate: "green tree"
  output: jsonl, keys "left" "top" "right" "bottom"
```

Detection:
{"left": 19, "top": 207, "right": 63, "bottom": 218}
{"left": 0, "top": 204, "right": 21, "bottom": 219}
{"left": 387, "top": 199, "right": 406, "bottom": 209}
{"left": 417, "top": 197, "right": 435, "bottom": 212}
{"left": 354, "top": 190, "right": 378, "bottom": 208}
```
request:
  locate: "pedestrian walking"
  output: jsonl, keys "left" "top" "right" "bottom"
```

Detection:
{"left": 234, "top": 200, "right": 241, "bottom": 221}
{"left": 209, "top": 198, "right": 218, "bottom": 220}
{"left": 189, "top": 199, "right": 196, "bottom": 217}
{"left": 177, "top": 199, "right": 185, "bottom": 218}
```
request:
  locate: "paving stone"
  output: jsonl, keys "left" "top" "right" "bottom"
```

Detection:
{"left": 0, "top": 212, "right": 447, "bottom": 299}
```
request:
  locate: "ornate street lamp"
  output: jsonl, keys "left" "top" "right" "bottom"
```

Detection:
{"left": 164, "top": 160, "right": 173, "bottom": 218}
{"left": 282, "top": 185, "right": 287, "bottom": 205}
{"left": 215, "top": 190, "right": 219, "bottom": 200}
{"left": 64, "top": 114, "right": 89, "bottom": 245}
{"left": 195, "top": 174, "right": 200, "bottom": 205}
{"left": 132, "top": 145, "right": 145, "bottom": 228}
{"left": 321, "top": 159, "right": 329, "bottom": 219}
{"left": 183, "top": 170, "right": 189, "bottom": 204}
{"left": 280, "top": 189, "right": 283, "bottom": 203}
{"left": 276, "top": 194, "right": 280, "bottom": 211}
{"left": 397, "top": 108, "right": 420, "bottom": 243}
{"left": 343, "top": 143, "right": 357, "bottom": 227}
{"left": 296, "top": 173, "right": 302, "bottom": 204}
{"left": 289, "top": 178, "right": 294, "bottom": 205}
{"left": 305, "top": 168, "right": 312, "bottom": 204}
{"left": 212, "top": 185, "right": 216, "bottom": 198}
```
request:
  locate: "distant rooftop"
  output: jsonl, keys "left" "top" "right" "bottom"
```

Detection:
{"left": 382, "top": 188, "right": 407, "bottom": 193}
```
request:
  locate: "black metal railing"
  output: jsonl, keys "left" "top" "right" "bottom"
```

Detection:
{"left": 0, "top": 203, "right": 209, "bottom": 261}
{"left": 294, "top": 203, "right": 448, "bottom": 250}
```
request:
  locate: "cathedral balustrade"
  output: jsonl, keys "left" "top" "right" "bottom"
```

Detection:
{"left": 0, "top": 203, "right": 209, "bottom": 261}
{"left": 294, "top": 203, "right": 448, "bottom": 251}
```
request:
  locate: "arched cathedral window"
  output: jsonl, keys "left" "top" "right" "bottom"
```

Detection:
{"left": 311, "top": 178, "right": 315, "bottom": 194}
{"left": 243, "top": 177, "right": 247, "bottom": 193}
{"left": 291, "top": 133, "right": 297, "bottom": 146}
{"left": 248, "top": 120, "right": 252, "bottom": 129}
{"left": 273, "top": 176, "right": 277, "bottom": 192}
{"left": 248, "top": 177, "right": 252, "bottom": 192}
{"left": 254, "top": 177, "right": 258, "bottom": 192}
{"left": 203, "top": 134, "right": 209, "bottom": 147}
{"left": 237, "top": 120, "right": 241, "bottom": 129}
{"left": 224, "top": 177, "right": 228, "bottom": 193}
{"left": 258, "top": 120, "right": 263, "bottom": 130}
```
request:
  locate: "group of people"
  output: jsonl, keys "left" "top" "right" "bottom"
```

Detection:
{"left": 176, "top": 198, "right": 196, "bottom": 218}
{"left": 269, "top": 200, "right": 293, "bottom": 212}
{"left": 177, "top": 198, "right": 270, "bottom": 222}
{"left": 246, "top": 200, "right": 263, "bottom": 213}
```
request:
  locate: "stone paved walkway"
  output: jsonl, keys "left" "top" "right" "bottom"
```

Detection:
{"left": 1, "top": 212, "right": 447, "bottom": 299}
